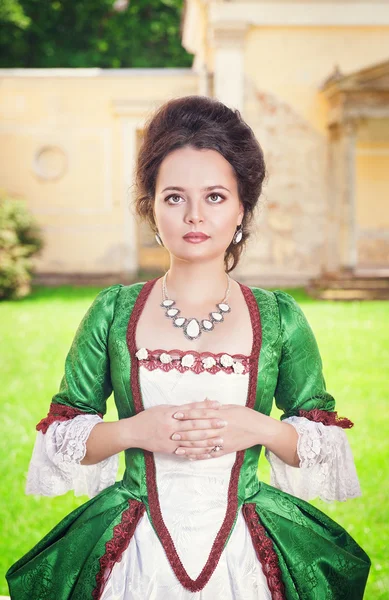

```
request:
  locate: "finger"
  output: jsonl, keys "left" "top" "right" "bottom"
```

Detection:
{"left": 171, "top": 400, "right": 220, "bottom": 418}
{"left": 175, "top": 418, "right": 227, "bottom": 431}
{"left": 171, "top": 429, "right": 224, "bottom": 442}
{"left": 175, "top": 447, "right": 216, "bottom": 458}
{"left": 175, "top": 435, "right": 224, "bottom": 447}
{"left": 172, "top": 408, "right": 226, "bottom": 421}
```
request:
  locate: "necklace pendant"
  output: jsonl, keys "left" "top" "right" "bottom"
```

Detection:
{"left": 201, "top": 319, "right": 214, "bottom": 331}
{"left": 173, "top": 317, "right": 186, "bottom": 328}
{"left": 217, "top": 303, "right": 231, "bottom": 313}
{"left": 161, "top": 299, "right": 175, "bottom": 308}
{"left": 184, "top": 318, "right": 201, "bottom": 340}
{"left": 210, "top": 311, "right": 224, "bottom": 322}
{"left": 166, "top": 307, "right": 180, "bottom": 318}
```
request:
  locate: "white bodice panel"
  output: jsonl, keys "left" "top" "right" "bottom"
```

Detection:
{"left": 101, "top": 366, "right": 272, "bottom": 599}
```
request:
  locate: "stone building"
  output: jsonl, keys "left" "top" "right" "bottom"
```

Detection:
{"left": 0, "top": 0, "right": 388, "bottom": 288}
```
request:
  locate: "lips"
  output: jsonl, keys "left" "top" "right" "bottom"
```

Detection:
{"left": 183, "top": 233, "right": 210, "bottom": 240}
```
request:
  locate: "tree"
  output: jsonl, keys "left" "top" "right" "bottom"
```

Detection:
{"left": 0, "top": 0, "right": 193, "bottom": 68}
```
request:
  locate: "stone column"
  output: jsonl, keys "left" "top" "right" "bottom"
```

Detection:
{"left": 208, "top": 22, "right": 247, "bottom": 112}
{"left": 340, "top": 120, "right": 358, "bottom": 273}
{"left": 120, "top": 117, "right": 140, "bottom": 275}
{"left": 112, "top": 100, "right": 155, "bottom": 278}
{"left": 327, "top": 120, "right": 357, "bottom": 275}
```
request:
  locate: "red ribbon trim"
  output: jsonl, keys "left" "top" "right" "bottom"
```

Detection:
{"left": 243, "top": 503, "right": 286, "bottom": 599}
{"left": 92, "top": 499, "right": 146, "bottom": 600}
{"left": 298, "top": 408, "right": 354, "bottom": 429}
{"left": 36, "top": 402, "right": 103, "bottom": 434}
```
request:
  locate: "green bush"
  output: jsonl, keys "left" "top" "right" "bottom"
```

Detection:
{"left": 0, "top": 191, "right": 44, "bottom": 300}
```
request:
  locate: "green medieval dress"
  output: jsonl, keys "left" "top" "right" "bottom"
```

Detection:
{"left": 6, "top": 277, "right": 371, "bottom": 599}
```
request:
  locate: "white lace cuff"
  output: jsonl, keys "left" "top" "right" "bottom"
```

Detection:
{"left": 265, "top": 416, "right": 362, "bottom": 502}
{"left": 25, "top": 414, "right": 119, "bottom": 498}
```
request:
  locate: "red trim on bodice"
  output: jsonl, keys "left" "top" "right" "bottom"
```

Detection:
{"left": 36, "top": 402, "right": 103, "bottom": 434}
{"left": 136, "top": 348, "right": 251, "bottom": 375}
{"left": 298, "top": 408, "right": 354, "bottom": 429}
{"left": 242, "top": 503, "right": 286, "bottom": 599}
{"left": 92, "top": 499, "right": 146, "bottom": 600}
{"left": 124, "top": 277, "right": 266, "bottom": 592}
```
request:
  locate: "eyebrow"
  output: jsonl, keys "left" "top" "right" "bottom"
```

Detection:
{"left": 160, "top": 185, "right": 231, "bottom": 193}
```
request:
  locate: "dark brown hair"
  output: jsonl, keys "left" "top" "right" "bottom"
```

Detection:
{"left": 134, "top": 95, "right": 267, "bottom": 273}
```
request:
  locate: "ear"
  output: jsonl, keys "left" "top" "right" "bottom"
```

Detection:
{"left": 238, "top": 203, "right": 245, "bottom": 226}
{"left": 151, "top": 203, "right": 158, "bottom": 230}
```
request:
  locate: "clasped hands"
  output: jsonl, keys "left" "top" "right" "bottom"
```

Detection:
{"left": 169, "top": 398, "right": 261, "bottom": 461}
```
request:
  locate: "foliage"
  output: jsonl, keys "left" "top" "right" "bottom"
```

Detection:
{"left": 0, "top": 0, "right": 30, "bottom": 29}
{"left": 0, "top": 191, "right": 44, "bottom": 299}
{"left": 0, "top": 0, "right": 193, "bottom": 68}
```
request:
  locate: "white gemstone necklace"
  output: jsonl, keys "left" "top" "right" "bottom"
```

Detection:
{"left": 160, "top": 271, "right": 232, "bottom": 341}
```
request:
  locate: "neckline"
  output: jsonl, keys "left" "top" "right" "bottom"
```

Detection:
{"left": 134, "top": 347, "right": 252, "bottom": 375}
{"left": 132, "top": 276, "right": 255, "bottom": 359}
{"left": 125, "top": 277, "right": 263, "bottom": 590}
{"left": 135, "top": 348, "right": 253, "bottom": 360}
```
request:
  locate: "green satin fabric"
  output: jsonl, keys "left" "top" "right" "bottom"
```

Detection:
{"left": 250, "top": 482, "right": 370, "bottom": 599}
{"left": 6, "top": 281, "right": 371, "bottom": 599}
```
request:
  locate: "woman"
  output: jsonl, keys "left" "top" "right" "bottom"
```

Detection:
{"left": 6, "top": 95, "right": 370, "bottom": 599}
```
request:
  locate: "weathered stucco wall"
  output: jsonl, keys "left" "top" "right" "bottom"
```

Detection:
{"left": 0, "top": 70, "right": 199, "bottom": 280}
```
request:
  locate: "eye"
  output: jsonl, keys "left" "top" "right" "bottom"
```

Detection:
{"left": 208, "top": 193, "right": 225, "bottom": 203}
{"left": 164, "top": 194, "right": 183, "bottom": 204}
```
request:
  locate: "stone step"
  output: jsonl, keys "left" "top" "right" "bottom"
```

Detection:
{"left": 307, "top": 274, "right": 389, "bottom": 300}
{"left": 306, "top": 287, "right": 389, "bottom": 300}
{"left": 309, "top": 277, "right": 389, "bottom": 290}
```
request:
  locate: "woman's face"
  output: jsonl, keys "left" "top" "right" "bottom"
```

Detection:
{"left": 153, "top": 145, "right": 244, "bottom": 264}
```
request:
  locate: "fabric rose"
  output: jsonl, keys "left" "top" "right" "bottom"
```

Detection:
{"left": 181, "top": 354, "right": 195, "bottom": 368}
{"left": 135, "top": 347, "right": 148, "bottom": 360}
{"left": 220, "top": 353, "right": 234, "bottom": 367}
{"left": 232, "top": 361, "right": 245, "bottom": 374}
{"left": 202, "top": 356, "right": 217, "bottom": 370}
{"left": 159, "top": 352, "right": 172, "bottom": 364}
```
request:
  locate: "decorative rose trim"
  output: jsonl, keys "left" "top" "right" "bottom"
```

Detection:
{"left": 232, "top": 361, "right": 245, "bottom": 374}
{"left": 160, "top": 352, "right": 173, "bottom": 364}
{"left": 134, "top": 347, "right": 251, "bottom": 375}
{"left": 126, "top": 278, "right": 262, "bottom": 591}
{"left": 202, "top": 356, "right": 217, "bottom": 370}
{"left": 220, "top": 353, "right": 234, "bottom": 367}
{"left": 298, "top": 408, "right": 354, "bottom": 429}
{"left": 92, "top": 499, "right": 146, "bottom": 600}
{"left": 181, "top": 353, "right": 195, "bottom": 368}
{"left": 36, "top": 402, "right": 104, "bottom": 434}
{"left": 242, "top": 503, "right": 286, "bottom": 599}
{"left": 135, "top": 347, "right": 148, "bottom": 360}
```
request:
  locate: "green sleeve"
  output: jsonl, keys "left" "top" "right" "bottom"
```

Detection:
{"left": 273, "top": 290, "right": 336, "bottom": 420}
{"left": 49, "top": 284, "right": 123, "bottom": 417}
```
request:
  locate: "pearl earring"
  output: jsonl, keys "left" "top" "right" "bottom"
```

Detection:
{"left": 232, "top": 224, "right": 243, "bottom": 245}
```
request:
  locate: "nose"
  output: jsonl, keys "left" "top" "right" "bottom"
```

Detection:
{"left": 184, "top": 198, "right": 204, "bottom": 226}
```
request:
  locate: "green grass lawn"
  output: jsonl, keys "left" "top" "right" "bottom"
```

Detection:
{"left": 0, "top": 284, "right": 388, "bottom": 598}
